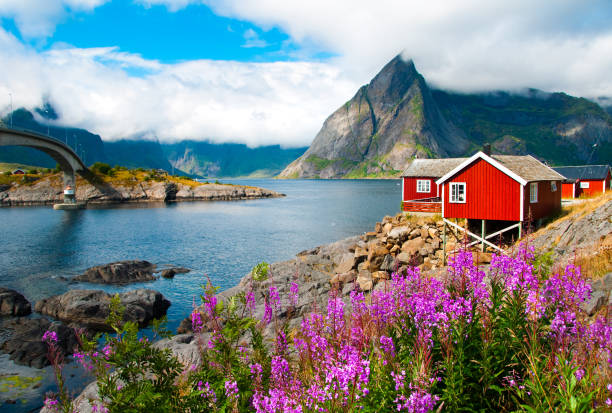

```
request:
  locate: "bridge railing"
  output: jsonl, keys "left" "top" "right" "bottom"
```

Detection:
{"left": 0, "top": 125, "right": 84, "bottom": 160}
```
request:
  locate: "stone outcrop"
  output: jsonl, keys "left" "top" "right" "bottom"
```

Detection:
{"left": 0, "top": 317, "right": 79, "bottom": 368}
{"left": 0, "top": 287, "right": 31, "bottom": 316}
{"left": 73, "top": 260, "right": 156, "bottom": 284}
{"left": 0, "top": 175, "right": 283, "bottom": 206}
{"left": 35, "top": 289, "right": 171, "bottom": 332}
{"left": 527, "top": 197, "right": 612, "bottom": 265}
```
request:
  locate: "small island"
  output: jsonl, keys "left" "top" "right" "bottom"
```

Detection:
{"left": 0, "top": 162, "right": 283, "bottom": 207}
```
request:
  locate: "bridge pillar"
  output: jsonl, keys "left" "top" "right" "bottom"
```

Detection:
{"left": 63, "top": 171, "right": 76, "bottom": 204}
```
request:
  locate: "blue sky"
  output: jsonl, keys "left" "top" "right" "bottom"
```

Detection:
{"left": 3, "top": 2, "right": 312, "bottom": 63}
{"left": 0, "top": 1, "right": 611, "bottom": 146}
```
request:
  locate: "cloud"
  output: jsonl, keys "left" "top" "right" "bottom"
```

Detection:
{"left": 0, "top": 28, "right": 358, "bottom": 146}
{"left": 242, "top": 28, "right": 268, "bottom": 48}
{"left": 0, "top": 0, "right": 108, "bottom": 38}
{"left": 197, "top": 0, "right": 612, "bottom": 99}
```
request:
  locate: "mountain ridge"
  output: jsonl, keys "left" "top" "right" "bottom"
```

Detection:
{"left": 279, "top": 55, "right": 612, "bottom": 179}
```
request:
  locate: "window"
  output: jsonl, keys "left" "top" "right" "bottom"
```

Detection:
{"left": 579, "top": 181, "right": 589, "bottom": 189}
{"left": 551, "top": 181, "right": 557, "bottom": 192}
{"left": 449, "top": 182, "right": 466, "bottom": 203}
{"left": 416, "top": 179, "right": 430, "bottom": 193}
{"left": 530, "top": 182, "right": 538, "bottom": 203}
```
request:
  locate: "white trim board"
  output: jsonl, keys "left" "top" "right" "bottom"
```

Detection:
{"left": 436, "top": 151, "right": 528, "bottom": 186}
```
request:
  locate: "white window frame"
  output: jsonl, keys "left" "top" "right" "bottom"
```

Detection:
{"left": 579, "top": 181, "right": 589, "bottom": 189}
{"left": 416, "top": 179, "right": 431, "bottom": 193}
{"left": 530, "top": 182, "right": 538, "bottom": 203}
{"left": 449, "top": 182, "right": 466, "bottom": 203}
{"left": 550, "top": 181, "right": 557, "bottom": 192}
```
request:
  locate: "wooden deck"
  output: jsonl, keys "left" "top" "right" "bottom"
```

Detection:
{"left": 402, "top": 197, "right": 442, "bottom": 213}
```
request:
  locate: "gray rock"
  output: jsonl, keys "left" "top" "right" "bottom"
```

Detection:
{"left": 582, "top": 290, "right": 608, "bottom": 316}
{"left": 0, "top": 317, "right": 79, "bottom": 368}
{"left": 35, "top": 289, "right": 170, "bottom": 332}
{"left": 0, "top": 287, "right": 31, "bottom": 316}
{"left": 161, "top": 269, "right": 176, "bottom": 279}
{"left": 379, "top": 254, "right": 397, "bottom": 272}
{"left": 74, "top": 260, "right": 156, "bottom": 284}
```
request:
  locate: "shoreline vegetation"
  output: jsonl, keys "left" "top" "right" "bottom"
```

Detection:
{"left": 0, "top": 162, "right": 284, "bottom": 207}
{"left": 33, "top": 193, "right": 611, "bottom": 412}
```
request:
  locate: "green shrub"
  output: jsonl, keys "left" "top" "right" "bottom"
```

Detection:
{"left": 91, "top": 162, "right": 112, "bottom": 175}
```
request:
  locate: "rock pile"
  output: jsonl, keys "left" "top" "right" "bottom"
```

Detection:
{"left": 329, "top": 214, "right": 489, "bottom": 293}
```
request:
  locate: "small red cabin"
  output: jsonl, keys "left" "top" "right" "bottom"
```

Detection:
{"left": 552, "top": 165, "right": 611, "bottom": 199}
{"left": 436, "top": 152, "right": 564, "bottom": 223}
{"left": 401, "top": 158, "right": 465, "bottom": 213}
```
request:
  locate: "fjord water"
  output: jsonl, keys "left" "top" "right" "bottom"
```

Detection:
{"left": 1, "top": 179, "right": 401, "bottom": 332}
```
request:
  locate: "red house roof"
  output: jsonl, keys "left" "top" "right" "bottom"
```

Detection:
{"left": 401, "top": 158, "right": 466, "bottom": 178}
{"left": 436, "top": 152, "right": 564, "bottom": 185}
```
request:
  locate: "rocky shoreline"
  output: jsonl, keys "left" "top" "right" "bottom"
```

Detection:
{"left": 0, "top": 174, "right": 284, "bottom": 206}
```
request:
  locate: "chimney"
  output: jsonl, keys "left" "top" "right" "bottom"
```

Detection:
{"left": 483, "top": 143, "right": 491, "bottom": 156}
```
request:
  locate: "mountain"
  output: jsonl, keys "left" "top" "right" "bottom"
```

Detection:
{"left": 280, "top": 56, "right": 469, "bottom": 178}
{"left": 280, "top": 56, "right": 612, "bottom": 179}
{"left": 1, "top": 108, "right": 305, "bottom": 177}
{"left": 162, "top": 141, "right": 307, "bottom": 178}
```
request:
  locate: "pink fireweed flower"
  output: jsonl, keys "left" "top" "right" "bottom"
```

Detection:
{"left": 197, "top": 381, "right": 217, "bottom": 402}
{"left": 269, "top": 285, "right": 281, "bottom": 313}
{"left": 203, "top": 294, "right": 217, "bottom": 319}
{"left": 245, "top": 289, "right": 256, "bottom": 313}
{"left": 224, "top": 380, "right": 239, "bottom": 402}
{"left": 289, "top": 282, "right": 299, "bottom": 308}
{"left": 42, "top": 330, "right": 58, "bottom": 344}
{"left": 379, "top": 335, "right": 396, "bottom": 359}
{"left": 191, "top": 310, "right": 203, "bottom": 333}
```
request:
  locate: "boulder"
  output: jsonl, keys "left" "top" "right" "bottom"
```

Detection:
{"left": 336, "top": 254, "right": 356, "bottom": 274}
{"left": 420, "top": 228, "right": 429, "bottom": 239}
{"left": 428, "top": 228, "right": 438, "bottom": 238}
{"left": 388, "top": 226, "right": 411, "bottom": 241}
{"left": 73, "top": 260, "right": 156, "bottom": 284}
{"left": 409, "top": 228, "right": 421, "bottom": 239}
{"left": 401, "top": 237, "right": 425, "bottom": 255}
{"left": 35, "top": 289, "right": 171, "bottom": 332}
{"left": 473, "top": 251, "right": 492, "bottom": 264}
{"left": 581, "top": 290, "right": 608, "bottom": 316}
{"left": 161, "top": 269, "right": 176, "bottom": 279}
{"left": 356, "top": 271, "right": 373, "bottom": 291}
{"left": 338, "top": 270, "right": 357, "bottom": 284}
{"left": 0, "top": 317, "right": 79, "bottom": 368}
{"left": 379, "top": 254, "right": 397, "bottom": 272}
{"left": 382, "top": 222, "right": 393, "bottom": 234}
{"left": 372, "top": 271, "right": 390, "bottom": 281}
{"left": 396, "top": 252, "right": 412, "bottom": 264}
{"left": 0, "top": 287, "right": 31, "bottom": 316}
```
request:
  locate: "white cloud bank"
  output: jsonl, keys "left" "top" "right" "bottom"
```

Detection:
{"left": 0, "top": 29, "right": 357, "bottom": 146}
{"left": 1, "top": 0, "right": 612, "bottom": 146}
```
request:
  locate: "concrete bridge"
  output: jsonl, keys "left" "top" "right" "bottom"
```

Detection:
{"left": 0, "top": 126, "right": 89, "bottom": 207}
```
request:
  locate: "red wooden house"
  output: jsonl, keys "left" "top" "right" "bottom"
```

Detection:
{"left": 401, "top": 158, "right": 466, "bottom": 213}
{"left": 435, "top": 151, "right": 564, "bottom": 252}
{"left": 552, "top": 165, "right": 611, "bottom": 199}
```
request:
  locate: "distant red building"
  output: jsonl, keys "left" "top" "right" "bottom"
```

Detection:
{"left": 552, "top": 165, "right": 611, "bottom": 199}
{"left": 12, "top": 169, "right": 25, "bottom": 175}
{"left": 436, "top": 152, "right": 564, "bottom": 223}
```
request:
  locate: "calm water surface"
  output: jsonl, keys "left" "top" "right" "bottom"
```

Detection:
{"left": 0, "top": 179, "right": 400, "bottom": 411}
